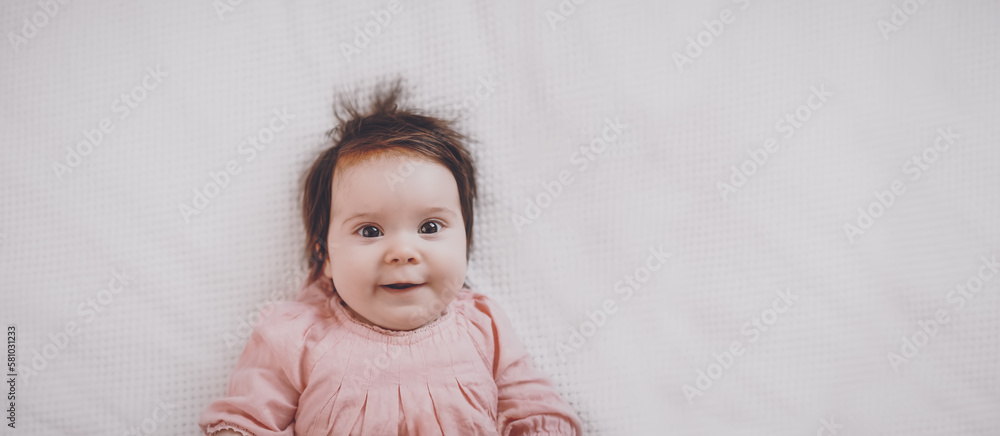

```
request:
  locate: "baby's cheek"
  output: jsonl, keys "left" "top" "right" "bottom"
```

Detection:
{"left": 435, "top": 252, "right": 465, "bottom": 289}
{"left": 448, "top": 237, "right": 468, "bottom": 273}
{"left": 332, "top": 253, "right": 369, "bottom": 287}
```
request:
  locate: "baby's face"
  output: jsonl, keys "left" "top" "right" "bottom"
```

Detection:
{"left": 324, "top": 154, "right": 467, "bottom": 331}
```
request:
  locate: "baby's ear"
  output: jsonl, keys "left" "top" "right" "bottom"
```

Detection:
{"left": 323, "top": 255, "right": 333, "bottom": 279}
{"left": 315, "top": 242, "right": 333, "bottom": 279}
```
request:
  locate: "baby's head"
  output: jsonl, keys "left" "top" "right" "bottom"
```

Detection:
{"left": 301, "top": 81, "right": 478, "bottom": 331}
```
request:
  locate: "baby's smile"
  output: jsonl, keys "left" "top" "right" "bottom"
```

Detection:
{"left": 381, "top": 283, "right": 423, "bottom": 291}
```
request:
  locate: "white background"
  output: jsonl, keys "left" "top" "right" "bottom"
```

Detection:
{"left": 1, "top": 0, "right": 998, "bottom": 434}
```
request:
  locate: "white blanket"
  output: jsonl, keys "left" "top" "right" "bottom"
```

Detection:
{"left": 1, "top": 0, "right": 998, "bottom": 434}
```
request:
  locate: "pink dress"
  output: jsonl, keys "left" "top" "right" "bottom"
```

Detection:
{"left": 198, "top": 278, "right": 582, "bottom": 436}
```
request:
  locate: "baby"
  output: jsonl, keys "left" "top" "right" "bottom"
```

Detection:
{"left": 199, "top": 82, "right": 582, "bottom": 435}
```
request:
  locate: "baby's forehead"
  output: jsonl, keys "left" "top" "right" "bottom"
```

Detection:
{"left": 333, "top": 153, "right": 437, "bottom": 179}
{"left": 329, "top": 154, "right": 458, "bottom": 209}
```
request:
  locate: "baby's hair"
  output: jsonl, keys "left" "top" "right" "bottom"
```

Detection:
{"left": 301, "top": 79, "right": 478, "bottom": 285}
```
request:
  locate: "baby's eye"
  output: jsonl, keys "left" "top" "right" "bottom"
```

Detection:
{"left": 358, "top": 225, "right": 382, "bottom": 238}
{"left": 419, "top": 221, "right": 442, "bottom": 234}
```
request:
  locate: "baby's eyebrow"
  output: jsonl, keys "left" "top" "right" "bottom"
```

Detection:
{"left": 339, "top": 206, "right": 458, "bottom": 226}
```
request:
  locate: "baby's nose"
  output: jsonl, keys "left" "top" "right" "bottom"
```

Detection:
{"left": 390, "top": 255, "right": 417, "bottom": 263}
{"left": 385, "top": 245, "right": 420, "bottom": 264}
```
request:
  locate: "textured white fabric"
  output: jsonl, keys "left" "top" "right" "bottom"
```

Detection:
{"left": 1, "top": 1, "right": 998, "bottom": 435}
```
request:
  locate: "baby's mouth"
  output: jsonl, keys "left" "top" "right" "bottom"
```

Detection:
{"left": 381, "top": 283, "right": 423, "bottom": 291}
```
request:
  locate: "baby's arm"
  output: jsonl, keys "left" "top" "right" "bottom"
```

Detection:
{"left": 478, "top": 296, "right": 583, "bottom": 436}
{"left": 199, "top": 304, "right": 306, "bottom": 436}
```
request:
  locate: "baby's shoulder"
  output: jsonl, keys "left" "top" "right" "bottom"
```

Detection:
{"left": 453, "top": 288, "right": 514, "bottom": 330}
{"left": 452, "top": 289, "right": 528, "bottom": 360}
{"left": 453, "top": 288, "right": 493, "bottom": 315}
{"left": 250, "top": 299, "right": 333, "bottom": 344}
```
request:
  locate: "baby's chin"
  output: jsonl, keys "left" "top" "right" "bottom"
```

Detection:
{"left": 375, "top": 299, "right": 450, "bottom": 331}
{"left": 338, "top": 284, "right": 459, "bottom": 330}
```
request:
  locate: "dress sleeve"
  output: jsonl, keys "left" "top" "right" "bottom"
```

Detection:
{"left": 198, "top": 304, "right": 306, "bottom": 436}
{"left": 476, "top": 295, "right": 583, "bottom": 436}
